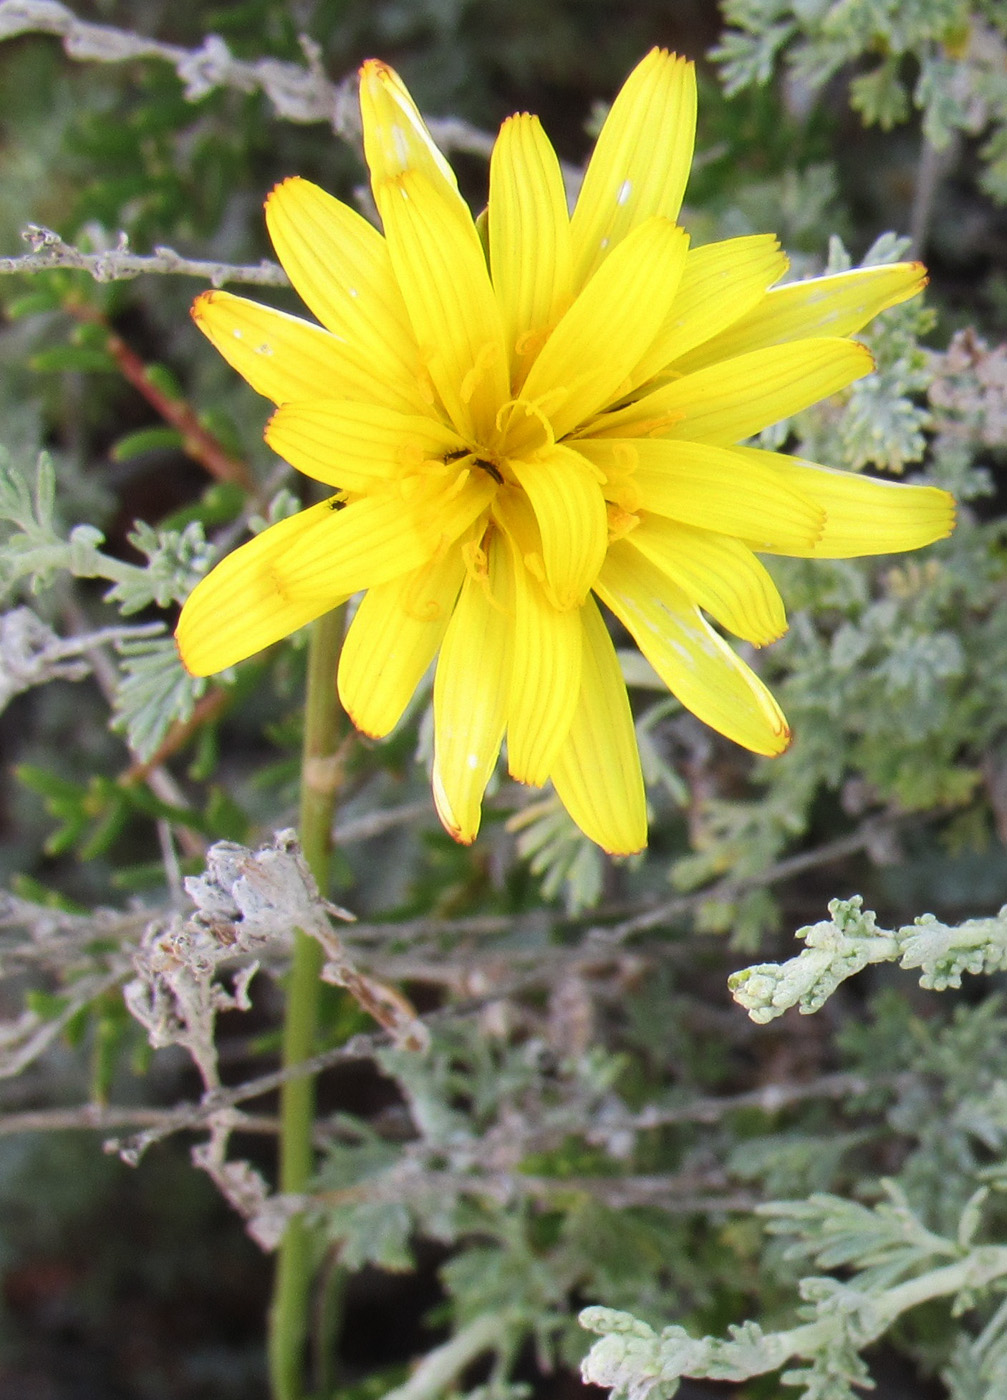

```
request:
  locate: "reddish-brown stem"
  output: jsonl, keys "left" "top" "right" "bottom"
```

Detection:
{"left": 120, "top": 686, "right": 231, "bottom": 786}
{"left": 67, "top": 303, "right": 255, "bottom": 491}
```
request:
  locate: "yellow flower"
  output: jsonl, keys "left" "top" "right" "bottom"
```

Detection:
{"left": 176, "top": 50, "right": 955, "bottom": 855}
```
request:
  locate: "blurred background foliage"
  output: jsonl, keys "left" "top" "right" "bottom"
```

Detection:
{"left": 2, "top": 1, "right": 1007, "bottom": 1398}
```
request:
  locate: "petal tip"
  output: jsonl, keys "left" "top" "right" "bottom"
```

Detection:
{"left": 752, "top": 622, "right": 789, "bottom": 650}
{"left": 643, "top": 45, "right": 693, "bottom": 70}
{"left": 768, "top": 721, "right": 792, "bottom": 756}
{"left": 507, "top": 760, "right": 547, "bottom": 789}
{"left": 263, "top": 401, "right": 284, "bottom": 435}
{"left": 173, "top": 629, "right": 194, "bottom": 677}
{"left": 432, "top": 768, "right": 481, "bottom": 846}
{"left": 853, "top": 340, "right": 877, "bottom": 373}
{"left": 190, "top": 289, "right": 217, "bottom": 322}
{"left": 896, "top": 261, "right": 930, "bottom": 303}
{"left": 602, "top": 833, "right": 648, "bottom": 857}
{"left": 174, "top": 617, "right": 211, "bottom": 679}
{"left": 264, "top": 175, "right": 303, "bottom": 210}
{"left": 941, "top": 493, "right": 957, "bottom": 538}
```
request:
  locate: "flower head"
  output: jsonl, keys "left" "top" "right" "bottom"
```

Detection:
{"left": 176, "top": 51, "right": 955, "bottom": 854}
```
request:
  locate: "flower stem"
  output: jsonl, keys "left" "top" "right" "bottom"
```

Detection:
{"left": 269, "top": 605, "right": 346, "bottom": 1400}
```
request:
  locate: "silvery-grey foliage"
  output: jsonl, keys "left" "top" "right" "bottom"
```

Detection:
{"left": 730, "top": 896, "right": 1007, "bottom": 1022}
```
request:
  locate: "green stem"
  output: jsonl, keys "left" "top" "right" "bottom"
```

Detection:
{"left": 269, "top": 605, "right": 346, "bottom": 1400}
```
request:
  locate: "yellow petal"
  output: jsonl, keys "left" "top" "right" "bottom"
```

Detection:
{"left": 735, "top": 447, "right": 956, "bottom": 557}
{"left": 520, "top": 217, "right": 690, "bottom": 441}
{"left": 549, "top": 596, "right": 647, "bottom": 855}
{"left": 176, "top": 500, "right": 348, "bottom": 675}
{"left": 265, "top": 400, "right": 465, "bottom": 492}
{"left": 674, "top": 262, "right": 928, "bottom": 374}
{"left": 271, "top": 470, "right": 494, "bottom": 601}
{"left": 192, "top": 289, "right": 420, "bottom": 413}
{"left": 338, "top": 546, "right": 467, "bottom": 737}
{"left": 358, "top": 59, "right": 465, "bottom": 214}
{"left": 432, "top": 530, "right": 514, "bottom": 844}
{"left": 488, "top": 113, "right": 574, "bottom": 385}
{"left": 192, "top": 291, "right": 344, "bottom": 405}
{"left": 577, "top": 437, "right": 825, "bottom": 551}
{"left": 375, "top": 170, "right": 510, "bottom": 444}
{"left": 504, "top": 546, "right": 582, "bottom": 786}
{"left": 626, "top": 517, "right": 787, "bottom": 646}
{"left": 596, "top": 541, "right": 791, "bottom": 756}
{"left": 589, "top": 338, "right": 874, "bottom": 444}
{"left": 631, "top": 235, "right": 789, "bottom": 386}
{"left": 507, "top": 444, "right": 608, "bottom": 608}
{"left": 264, "top": 177, "right": 426, "bottom": 410}
{"left": 570, "top": 49, "right": 696, "bottom": 289}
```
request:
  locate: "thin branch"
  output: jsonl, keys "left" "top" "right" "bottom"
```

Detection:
{"left": 332, "top": 800, "right": 434, "bottom": 845}
{"left": 313, "top": 1166, "right": 757, "bottom": 1213}
{"left": 0, "top": 900, "right": 152, "bottom": 973}
{"left": 598, "top": 817, "right": 902, "bottom": 945}
{"left": 0, "top": 226, "right": 289, "bottom": 287}
{"left": 0, "top": 811, "right": 917, "bottom": 981}
{"left": 103, "top": 965, "right": 595, "bottom": 1161}
{"left": 102, "top": 998, "right": 909, "bottom": 1166}
{"left": 584, "top": 1070, "right": 908, "bottom": 1138}
{"left": 908, "top": 130, "right": 959, "bottom": 261}
{"left": 121, "top": 685, "right": 231, "bottom": 786}
{"left": 0, "top": 1, "right": 497, "bottom": 156}
{"left": 345, "top": 813, "right": 910, "bottom": 949}
{"left": 66, "top": 301, "right": 254, "bottom": 490}
{"left": 59, "top": 597, "right": 207, "bottom": 860}
{"left": 103, "top": 1031, "right": 388, "bottom": 1162}
{"left": 0, "top": 1103, "right": 280, "bottom": 1136}
{"left": 0, "top": 1, "right": 352, "bottom": 124}
{"left": 0, "top": 967, "right": 128, "bottom": 1079}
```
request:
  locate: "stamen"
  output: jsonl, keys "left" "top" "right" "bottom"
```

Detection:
{"left": 401, "top": 563, "right": 446, "bottom": 622}
{"left": 613, "top": 442, "right": 639, "bottom": 472}
{"left": 594, "top": 408, "right": 685, "bottom": 438}
{"left": 527, "top": 387, "right": 567, "bottom": 420}
{"left": 461, "top": 537, "right": 489, "bottom": 584}
{"left": 641, "top": 410, "right": 686, "bottom": 437}
{"left": 606, "top": 502, "right": 640, "bottom": 543}
{"left": 398, "top": 440, "right": 428, "bottom": 472}
{"left": 598, "top": 442, "right": 639, "bottom": 507}
{"left": 495, "top": 397, "right": 555, "bottom": 455}
{"left": 459, "top": 342, "right": 500, "bottom": 405}
{"left": 514, "top": 325, "right": 551, "bottom": 360}
{"left": 606, "top": 480, "right": 642, "bottom": 513}
{"left": 460, "top": 530, "right": 509, "bottom": 614}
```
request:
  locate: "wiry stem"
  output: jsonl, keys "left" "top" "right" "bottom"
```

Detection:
{"left": 269, "top": 606, "right": 347, "bottom": 1400}
{"left": 65, "top": 302, "right": 254, "bottom": 490}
